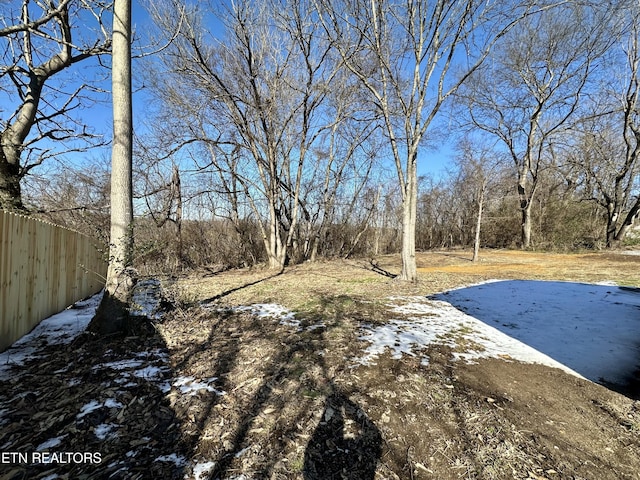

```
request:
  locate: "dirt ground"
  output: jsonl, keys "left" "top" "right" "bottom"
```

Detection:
{"left": 1, "top": 249, "right": 639, "bottom": 479}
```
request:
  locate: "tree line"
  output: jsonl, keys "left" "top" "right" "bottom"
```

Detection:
{"left": 2, "top": 0, "right": 640, "bottom": 281}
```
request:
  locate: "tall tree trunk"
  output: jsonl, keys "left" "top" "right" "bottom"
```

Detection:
{"left": 472, "top": 180, "right": 486, "bottom": 262}
{"left": 89, "top": 0, "right": 134, "bottom": 334}
{"left": 264, "top": 205, "right": 286, "bottom": 271}
{"left": 518, "top": 175, "right": 533, "bottom": 248}
{"left": 521, "top": 204, "right": 533, "bottom": 249}
{"left": 399, "top": 155, "right": 418, "bottom": 282}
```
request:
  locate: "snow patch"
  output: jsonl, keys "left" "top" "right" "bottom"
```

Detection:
{"left": 0, "top": 293, "right": 101, "bottom": 379}
{"left": 130, "top": 279, "right": 164, "bottom": 319}
{"left": 67, "top": 378, "right": 82, "bottom": 387}
{"left": 233, "top": 304, "right": 300, "bottom": 328}
{"left": 435, "top": 279, "right": 640, "bottom": 387}
{"left": 134, "top": 365, "right": 169, "bottom": 381}
{"left": 36, "top": 435, "right": 66, "bottom": 451}
{"left": 172, "top": 376, "right": 225, "bottom": 396}
{"left": 357, "top": 295, "right": 585, "bottom": 379}
{"left": 94, "top": 348, "right": 171, "bottom": 391}
{"left": 98, "top": 359, "right": 146, "bottom": 371}
{"left": 234, "top": 447, "right": 251, "bottom": 458}
{"left": 94, "top": 423, "right": 118, "bottom": 440}
{"left": 156, "top": 453, "right": 188, "bottom": 467}
{"left": 190, "top": 461, "right": 217, "bottom": 480}
{"left": 77, "top": 398, "right": 123, "bottom": 420}
{"left": 103, "top": 398, "right": 124, "bottom": 409}
{"left": 77, "top": 400, "right": 102, "bottom": 419}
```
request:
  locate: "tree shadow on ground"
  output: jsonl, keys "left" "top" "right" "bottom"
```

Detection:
{"left": 157, "top": 290, "right": 383, "bottom": 479}
{"left": 0, "top": 281, "right": 382, "bottom": 479}
{"left": 0, "top": 304, "right": 192, "bottom": 479}
{"left": 433, "top": 279, "right": 640, "bottom": 399}
{"left": 303, "top": 389, "right": 381, "bottom": 480}
{"left": 200, "top": 272, "right": 282, "bottom": 304}
{"left": 366, "top": 259, "right": 397, "bottom": 279}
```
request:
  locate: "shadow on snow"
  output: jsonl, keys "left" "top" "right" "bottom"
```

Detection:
{"left": 433, "top": 279, "right": 640, "bottom": 399}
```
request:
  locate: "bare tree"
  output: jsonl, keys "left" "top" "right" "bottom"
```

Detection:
{"left": 315, "top": 0, "right": 535, "bottom": 281}
{"left": 459, "top": 2, "right": 619, "bottom": 248}
{"left": 147, "top": 0, "right": 354, "bottom": 271}
{"left": 25, "top": 160, "right": 111, "bottom": 241}
{"left": 452, "top": 138, "right": 500, "bottom": 261}
{"left": 566, "top": 17, "right": 640, "bottom": 247}
{"left": 89, "top": 0, "right": 134, "bottom": 334}
{"left": 0, "top": 0, "right": 111, "bottom": 211}
{"left": 296, "top": 70, "right": 382, "bottom": 262}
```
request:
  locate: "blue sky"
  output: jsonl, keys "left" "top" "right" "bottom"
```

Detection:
{"left": 1, "top": 0, "right": 455, "bottom": 183}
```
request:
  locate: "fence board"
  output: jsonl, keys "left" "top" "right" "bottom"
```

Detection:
{"left": 0, "top": 210, "right": 107, "bottom": 352}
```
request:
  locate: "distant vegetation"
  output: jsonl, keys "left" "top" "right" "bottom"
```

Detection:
{"left": 2, "top": 0, "right": 640, "bottom": 276}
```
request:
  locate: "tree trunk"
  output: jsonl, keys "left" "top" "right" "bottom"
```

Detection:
{"left": 89, "top": 0, "right": 135, "bottom": 335}
{"left": 399, "top": 155, "right": 418, "bottom": 282}
{"left": 609, "top": 200, "right": 640, "bottom": 248}
{"left": 518, "top": 176, "right": 533, "bottom": 248}
{"left": 266, "top": 215, "right": 286, "bottom": 271}
{"left": 172, "top": 164, "right": 183, "bottom": 269}
{"left": 472, "top": 181, "right": 485, "bottom": 262}
{"left": 521, "top": 205, "right": 532, "bottom": 249}
{"left": 605, "top": 203, "right": 618, "bottom": 248}
{"left": 0, "top": 149, "right": 24, "bottom": 211}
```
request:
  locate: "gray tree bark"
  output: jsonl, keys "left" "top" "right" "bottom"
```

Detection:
{"left": 472, "top": 179, "right": 486, "bottom": 263}
{"left": 89, "top": 0, "right": 135, "bottom": 335}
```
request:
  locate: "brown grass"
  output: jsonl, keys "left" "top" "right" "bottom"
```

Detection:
{"left": 168, "top": 249, "right": 640, "bottom": 314}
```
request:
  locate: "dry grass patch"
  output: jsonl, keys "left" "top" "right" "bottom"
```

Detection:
{"left": 416, "top": 249, "right": 640, "bottom": 286}
{"left": 169, "top": 249, "right": 640, "bottom": 313}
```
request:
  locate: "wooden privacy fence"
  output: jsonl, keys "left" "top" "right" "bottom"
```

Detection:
{"left": 0, "top": 210, "right": 108, "bottom": 352}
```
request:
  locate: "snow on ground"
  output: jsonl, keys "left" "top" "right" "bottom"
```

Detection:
{"left": 3, "top": 277, "right": 639, "bottom": 476}
{"left": 0, "top": 294, "right": 101, "bottom": 380}
{"left": 192, "top": 461, "right": 217, "bottom": 480}
{"left": 356, "top": 280, "right": 640, "bottom": 389}
{"left": 356, "top": 295, "right": 586, "bottom": 377}
{"left": 172, "top": 376, "right": 226, "bottom": 396}
{"left": 212, "top": 303, "right": 327, "bottom": 331}
{"left": 94, "top": 349, "right": 173, "bottom": 391}
{"left": 0, "top": 284, "right": 229, "bottom": 477}
{"left": 434, "top": 279, "right": 640, "bottom": 388}
{"left": 230, "top": 304, "right": 301, "bottom": 329}
{"left": 130, "top": 279, "right": 164, "bottom": 319}
{"left": 36, "top": 435, "right": 66, "bottom": 451}
{"left": 155, "top": 453, "right": 188, "bottom": 467}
